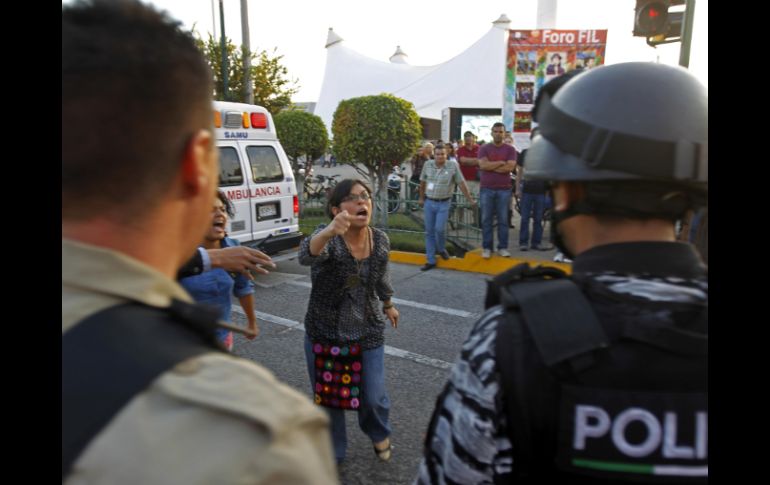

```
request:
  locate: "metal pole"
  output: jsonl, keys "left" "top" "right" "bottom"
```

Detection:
{"left": 219, "top": 0, "right": 229, "bottom": 101}
{"left": 240, "top": 0, "right": 253, "bottom": 104}
{"left": 679, "top": 0, "right": 696, "bottom": 68}
{"left": 211, "top": 0, "right": 217, "bottom": 39}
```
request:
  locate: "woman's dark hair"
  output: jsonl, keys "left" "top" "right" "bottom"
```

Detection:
{"left": 217, "top": 190, "right": 235, "bottom": 218}
{"left": 326, "top": 179, "right": 371, "bottom": 219}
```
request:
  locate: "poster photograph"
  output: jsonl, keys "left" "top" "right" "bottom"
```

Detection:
{"left": 503, "top": 29, "right": 607, "bottom": 149}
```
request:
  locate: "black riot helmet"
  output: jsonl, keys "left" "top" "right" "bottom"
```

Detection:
{"left": 526, "top": 62, "right": 707, "bottom": 220}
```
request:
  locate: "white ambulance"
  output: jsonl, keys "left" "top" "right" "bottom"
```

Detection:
{"left": 213, "top": 101, "right": 303, "bottom": 260}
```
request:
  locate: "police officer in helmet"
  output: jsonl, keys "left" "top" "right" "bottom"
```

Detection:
{"left": 416, "top": 63, "right": 707, "bottom": 484}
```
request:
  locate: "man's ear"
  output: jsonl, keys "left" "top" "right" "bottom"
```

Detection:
{"left": 179, "top": 129, "right": 215, "bottom": 196}
{"left": 553, "top": 182, "right": 585, "bottom": 211}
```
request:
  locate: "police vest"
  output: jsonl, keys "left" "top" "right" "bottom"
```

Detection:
{"left": 486, "top": 263, "right": 708, "bottom": 484}
{"left": 61, "top": 299, "right": 224, "bottom": 479}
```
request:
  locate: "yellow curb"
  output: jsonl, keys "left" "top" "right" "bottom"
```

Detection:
{"left": 389, "top": 248, "right": 572, "bottom": 275}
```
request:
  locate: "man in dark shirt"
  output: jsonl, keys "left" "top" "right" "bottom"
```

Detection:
{"left": 478, "top": 123, "right": 517, "bottom": 258}
{"left": 515, "top": 129, "right": 551, "bottom": 251}
{"left": 457, "top": 131, "right": 480, "bottom": 225}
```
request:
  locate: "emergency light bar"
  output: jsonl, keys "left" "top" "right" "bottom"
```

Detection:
{"left": 214, "top": 108, "right": 269, "bottom": 130}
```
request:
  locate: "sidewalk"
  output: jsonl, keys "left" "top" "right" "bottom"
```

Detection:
{"left": 445, "top": 205, "right": 559, "bottom": 261}
{"left": 393, "top": 208, "right": 571, "bottom": 275}
{"left": 389, "top": 247, "right": 571, "bottom": 275}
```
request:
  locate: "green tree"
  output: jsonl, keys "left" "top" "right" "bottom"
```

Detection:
{"left": 194, "top": 33, "right": 298, "bottom": 114}
{"left": 274, "top": 110, "right": 329, "bottom": 215}
{"left": 274, "top": 110, "right": 329, "bottom": 170}
{"left": 332, "top": 93, "right": 422, "bottom": 227}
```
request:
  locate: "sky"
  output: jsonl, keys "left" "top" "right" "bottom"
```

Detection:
{"left": 63, "top": 0, "right": 708, "bottom": 102}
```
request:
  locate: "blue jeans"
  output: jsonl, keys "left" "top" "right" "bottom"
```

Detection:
{"left": 423, "top": 198, "right": 451, "bottom": 264}
{"left": 689, "top": 209, "right": 703, "bottom": 242}
{"left": 519, "top": 192, "right": 546, "bottom": 247}
{"left": 304, "top": 335, "right": 391, "bottom": 462}
{"left": 480, "top": 188, "right": 511, "bottom": 250}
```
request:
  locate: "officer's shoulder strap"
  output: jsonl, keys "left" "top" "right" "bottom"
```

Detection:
{"left": 62, "top": 299, "right": 223, "bottom": 479}
{"left": 488, "top": 262, "right": 608, "bottom": 367}
{"left": 499, "top": 277, "right": 609, "bottom": 368}
{"left": 485, "top": 262, "right": 569, "bottom": 309}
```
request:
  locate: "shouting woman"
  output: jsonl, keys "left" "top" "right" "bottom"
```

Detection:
{"left": 180, "top": 190, "right": 259, "bottom": 350}
{"left": 299, "top": 179, "right": 400, "bottom": 465}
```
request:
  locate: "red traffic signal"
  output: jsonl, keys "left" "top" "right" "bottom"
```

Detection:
{"left": 634, "top": 0, "right": 669, "bottom": 36}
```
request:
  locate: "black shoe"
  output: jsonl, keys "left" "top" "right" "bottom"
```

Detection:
{"left": 532, "top": 244, "right": 553, "bottom": 251}
{"left": 420, "top": 263, "right": 436, "bottom": 271}
{"left": 439, "top": 250, "right": 450, "bottom": 260}
{"left": 519, "top": 245, "right": 528, "bottom": 251}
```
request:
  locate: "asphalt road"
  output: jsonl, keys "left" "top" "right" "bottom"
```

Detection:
{"left": 230, "top": 257, "right": 491, "bottom": 485}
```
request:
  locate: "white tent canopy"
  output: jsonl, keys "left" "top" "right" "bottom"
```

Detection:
{"left": 314, "top": 15, "right": 510, "bottom": 133}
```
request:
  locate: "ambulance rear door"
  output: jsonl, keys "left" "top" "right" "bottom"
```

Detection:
{"left": 241, "top": 140, "right": 299, "bottom": 244}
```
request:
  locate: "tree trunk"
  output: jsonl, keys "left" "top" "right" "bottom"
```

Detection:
{"left": 377, "top": 162, "right": 389, "bottom": 228}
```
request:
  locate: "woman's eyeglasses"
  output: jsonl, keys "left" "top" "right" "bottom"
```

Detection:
{"left": 341, "top": 192, "right": 371, "bottom": 203}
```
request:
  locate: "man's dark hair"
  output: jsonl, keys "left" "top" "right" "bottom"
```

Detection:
{"left": 463, "top": 131, "right": 474, "bottom": 138}
{"left": 63, "top": 0, "right": 214, "bottom": 220}
{"left": 326, "top": 179, "right": 372, "bottom": 219}
{"left": 492, "top": 122, "right": 505, "bottom": 130}
{"left": 550, "top": 53, "right": 561, "bottom": 61}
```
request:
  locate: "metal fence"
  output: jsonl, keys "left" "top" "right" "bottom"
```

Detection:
{"left": 299, "top": 176, "right": 483, "bottom": 250}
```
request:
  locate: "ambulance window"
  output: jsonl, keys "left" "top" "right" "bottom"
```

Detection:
{"left": 218, "top": 147, "right": 243, "bottom": 186}
{"left": 246, "top": 146, "right": 283, "bottom": 183}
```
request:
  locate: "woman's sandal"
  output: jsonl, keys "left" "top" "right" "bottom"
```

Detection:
{"left": 373, "top": 438, "right": 392, "bottom": 462}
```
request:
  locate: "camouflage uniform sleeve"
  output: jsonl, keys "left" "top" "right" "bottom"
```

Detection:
{"left": 414, "top": 307, "right": 514, "bottom": 484}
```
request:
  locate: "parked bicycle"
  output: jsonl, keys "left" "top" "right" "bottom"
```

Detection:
{"left": 304, "top": 173, "right": 340, "bottom": 201}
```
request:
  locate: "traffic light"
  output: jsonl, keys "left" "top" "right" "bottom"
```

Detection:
{"left": 634, "top": 1, "right": 669, "bottom": 37}
{"left": 633, "top": 0, "right": 686, "bottom": 46}
{"left": 648, "top": 10, "right": 684, "bottom": 45}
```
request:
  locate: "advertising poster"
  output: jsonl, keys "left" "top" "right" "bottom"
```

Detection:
{"left": 503, "top": 29, "right": 607, "bottom": 150}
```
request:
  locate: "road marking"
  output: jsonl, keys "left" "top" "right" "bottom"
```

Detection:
{"left": 231, "top": 307, "right": 453, "bottom": 370}
{"left": 286, "top": 280, "right": 477, "bottom": 319}
{"left": 251, "top": 272, "right": 305, "bottom": 289}
{"left": 382, "top": 345, "right": 453, "bottom": 370}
